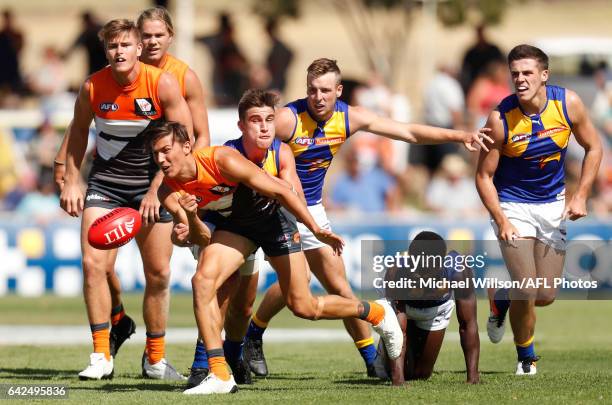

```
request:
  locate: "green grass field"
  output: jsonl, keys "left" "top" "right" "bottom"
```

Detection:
{"left": 1, "top": 294, "right": 611, "bottom": 404}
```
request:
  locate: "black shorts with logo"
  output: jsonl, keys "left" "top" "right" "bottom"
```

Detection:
{"left": 84, "top": 179, "right": 173, "bottom": 223}
{"left": 214, "top": 207, "right": 302, "bottom": 257}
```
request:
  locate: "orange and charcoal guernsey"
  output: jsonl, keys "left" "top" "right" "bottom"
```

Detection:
{"left": 88, "top": 62, "right": 164, "bottom": 187}
{"left": 163, "top": 146, "right": 238, "bottom": 216}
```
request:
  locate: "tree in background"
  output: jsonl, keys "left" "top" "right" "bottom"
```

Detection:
{"left": 252, "top": 0, "right": 520, "bottom": 89}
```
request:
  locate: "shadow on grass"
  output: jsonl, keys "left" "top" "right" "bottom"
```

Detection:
{"left": 0, "top": 368, "right": 80, "bottom": 380}
{"left": 333, "top": 378, "right": 389, "bottom": 386}
{"left": 75, "top": 383, "right": 184, "bottom": 392}
{"left": 437, "top": 370, "right": 507, "bottom": 375}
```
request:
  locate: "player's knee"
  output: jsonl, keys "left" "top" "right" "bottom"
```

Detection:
{"left": 144, "top": 265, "right": 170, "bottom": 289}
{"left": 535, "top": 292, "right": 556, "bottom": 306}
{"left": 513, "top": 287, "right": 538, "bottom": 301}
{"left": 82, "top": 256, "right": 107, "bottom": 277}
{"left": 286, "top": 299, "right": 316, "bottom": 320}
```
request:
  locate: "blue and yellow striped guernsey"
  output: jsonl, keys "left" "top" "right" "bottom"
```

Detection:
{"left": 494, "top": 85, "right": 572, "bottom": 203}
{"left": 224, "top": 136, "right": 281, "bottom": 177}
{"left": 285, "top": 98, "right": 350, "bottom": 205}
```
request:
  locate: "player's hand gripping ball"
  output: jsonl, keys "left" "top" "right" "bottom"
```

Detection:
{"left": 88, "top": 207, "right": 142, "bottom": 250}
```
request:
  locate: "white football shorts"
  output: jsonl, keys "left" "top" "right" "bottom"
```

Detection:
{"left": 492, "top": 199, "right": 567, "bottom": 251}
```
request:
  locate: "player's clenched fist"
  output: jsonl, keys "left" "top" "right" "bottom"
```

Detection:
{"left": 178, "top": 193, "right": 198, "bottom": 216}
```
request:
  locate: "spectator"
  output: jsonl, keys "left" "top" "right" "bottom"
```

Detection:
{"left": 265, "top": 18, "right": 293, "bottom": 94}
{"left": 0, "top": 9, "right": 25, "bottom": 98}
{"left": 460, "top": 24, "right": 504, "bottom": 94}
{"left": 352, "top": 76, "right": 393, "bottom": 174}
{"left": 63, "top": 11, "right": 106, "bottom": 76}
{"left": 15, "top": 176, "right": 62, "bottom": 223}
{"left": 425, "top": 154, "right": 482, "bottom": 218}
{"left": 466, "top": 60, "right": 511, "bottom": 130}
{"left": 27, "top": 46, "right": 75, "bottom": 114}
{"left": 28, "top": 119, "right": 62, "bottom": 183}
{"left": 197, "top": 13, "right": 249, "bottom": 106}
{"left": 329, "top": 145, "right": 399, "bottom": 213}
{"left": 590, "top": 62, "right": 612, "bottom": 135}
{"left": 409, "top": 64, "right": 464, "bottom": 174}
{"left": 248, "top": 64, "right": 272, "bottom": 90}
{"left": 0, "top": 128, "right": 19, "bottom": 201}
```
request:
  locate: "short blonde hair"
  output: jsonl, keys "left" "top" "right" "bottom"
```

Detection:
{"left": 137, "top": 6, "right": 174, "bottom": 36}
{"left": 98, "top": 19, "right": 140, "bottom": 48}
{"left": 307, "top": 58, "right": 342, "bottom": 84}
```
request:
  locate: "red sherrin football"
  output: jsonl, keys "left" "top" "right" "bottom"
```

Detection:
{"left": 88, "top": 207, "right": 142, "bottom": 250}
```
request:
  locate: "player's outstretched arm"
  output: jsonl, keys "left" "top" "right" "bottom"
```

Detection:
{"left": 184, "top": 68, "right": 211, "bottom": 150}
{"left": 158, "top": 183, "right": 211, "bottom": 247}
{"left": 60, "top": 80, "right": 94, "bottom": 217}
{"left": 215, "top": 147, "right": 344, "bottom": 255}
{"left": 389, "top": 304, "right": 408, "bottom": 386}
{"left": 454, "top": 267, "right": 480, "bottom": 384}
{"left": 564, "top": 90, "right": 603, "bottom": 221}
{"left": 475, "top": 110, "right": 518, "bottom": 243}
{"left": 348, "top": 105, "right": 493, "bottom": 151}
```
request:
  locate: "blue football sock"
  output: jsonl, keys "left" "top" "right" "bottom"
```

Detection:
{"left": 494, "top": 288, "right": 511, "bottom": 315}
{"left": 516, "top": 337, "right": 536, "bottom": 360}
{"left": 246, "top": 319, "right": 266, "bottom": 340}
{"left": 358, "top": 343, "right": 377, "bottom": 367}
{"left": 223, "top": 339, "right": 244, "bottom": 363}
{"left": 192, "top": 339, "right": 209, "bottom": 369}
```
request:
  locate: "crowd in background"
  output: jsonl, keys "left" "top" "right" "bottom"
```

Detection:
{"left": 0, "top": 8, "right": 610, "bottom": 222}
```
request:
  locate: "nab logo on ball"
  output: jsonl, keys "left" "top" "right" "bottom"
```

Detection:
{"left": 88, "top": 207, "right": 142, "bottom": 250}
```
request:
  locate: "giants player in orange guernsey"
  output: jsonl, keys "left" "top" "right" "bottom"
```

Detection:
{"left": 55, "top": 8, "right": 212, "bottom": 380}
{"left": 137, "top": 6, "right": 210, "bottom": 149}
{"left": 149, "top": 108, "right": 403, "bottom": 394}
{"left": 59, "top": 19, "right": 192, "bottom": 381}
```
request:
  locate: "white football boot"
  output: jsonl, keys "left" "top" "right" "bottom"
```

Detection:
{"left": 515, "top": 357, "right": 539, "bottom": 375}
{"left": 142, "top": 357, "right": 187, "bottom": 381}
{"left": 487, "top": 310, "right": 507, "bottom": 344}
{"left": 183, "top": 373, "right": 238, "bottom": 395}
{"left": 78, "top": 353, "right": 114, "bottom": 380}
{"left": 371, "top": 299, "right": 403, "bottom": 360}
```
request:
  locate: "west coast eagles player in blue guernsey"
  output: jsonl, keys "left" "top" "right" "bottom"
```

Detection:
{"left": 476, "top": 45, "right": 602, "bottom": 375}
{"left": 243, "top": 58, "right": 493, "bottom": 378}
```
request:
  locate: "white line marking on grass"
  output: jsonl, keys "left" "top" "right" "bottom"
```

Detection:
{"left": 0, "top": 326, "right": 508, "bottom": 345}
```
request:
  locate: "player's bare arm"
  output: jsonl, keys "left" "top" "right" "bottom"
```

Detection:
{"left": 454, "top": 267, "right": 480, "bottom": 384}
{"left": 53, "top": 121, "right": 72, "bottom": 191}
{"left": 273, "top": 106, "right": 298, "bottom": 142}
{"left": 184, "top": 68, "right": 211, "bottom": 150}
{"left": 158, "top": 183, "right": 211, "bottom": 247}
{"left": 475, "top": 110, "right": 519, "bottom": 243}
{"left": 60, "top": 79, "right": 94, "bottom": 217}
{"left": 278, "top": 142, "right": 306, "bottom": 203}
{"left": 348, "top": 105, "right": 493, "bottom": 152}
{"left": 138, "top": 71, "right": 193, "bottom": 225}
{"left": 215, "top": 146, "right": 344, "bottom": 255}
{"left": 563, "top": 90, "right": 603, "bottom": 221}
{"left": 390, "top": 303, "right": 408, "bottom": 386}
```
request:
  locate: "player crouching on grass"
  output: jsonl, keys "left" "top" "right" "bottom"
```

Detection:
{"left": 149, "top": 93, "right": 403, "bottom": 394}
{"left": 376, "top": 231, "right": 480, "bottom": 385}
